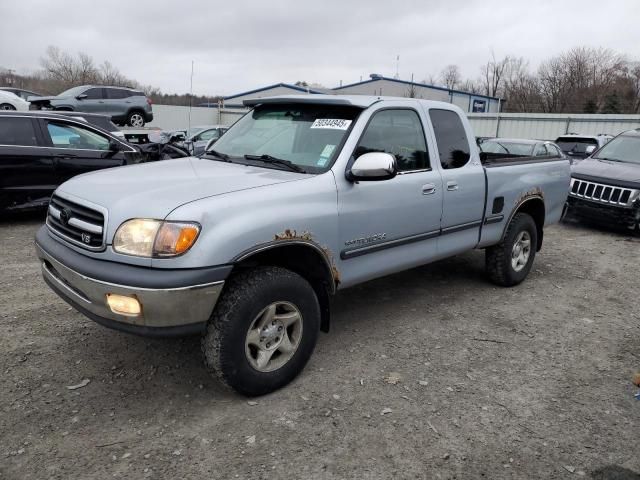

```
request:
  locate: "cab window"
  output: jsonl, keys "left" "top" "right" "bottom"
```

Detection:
{"left": 354, "top": 109, "right": 429, "bottom": 172}
{"left": 46, "top": 121, "right": 111, "bottom": 150}
{"left": 429, "top": 109, "right": 471, "bottom": 169}
{"left": 83, "top": 88, "right": 104, "bottom": 100}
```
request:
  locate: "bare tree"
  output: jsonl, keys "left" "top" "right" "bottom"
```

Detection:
{"left": 40, "top": 46, "right": 99, "bottom": 89}
{"left": 440, "top": 65, "right": 461, "bottom": 90}
{"left": 480, "top": 52, "right": 511, "bottom": 97}
{"left": 99, "top": 61, "right": 129, "bottom": 86}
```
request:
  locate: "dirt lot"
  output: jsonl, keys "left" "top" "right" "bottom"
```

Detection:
{"left": 1, "top": 216, "right": 638, "bottom": 480}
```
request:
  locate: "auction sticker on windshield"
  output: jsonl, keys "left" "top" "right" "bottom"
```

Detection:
{"left": 310, "top": 119, "right": 352, "bottom": 130}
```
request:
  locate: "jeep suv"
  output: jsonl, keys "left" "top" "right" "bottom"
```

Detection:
{"left": 28, "top": 85, "right": 153, "bottom": 127}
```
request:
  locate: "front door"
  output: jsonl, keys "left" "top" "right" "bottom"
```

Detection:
{"left": 78, "top": 87, "right": 108, "bottom": 114}
{"left": 336, "top": 108, "right": 443, "bottom": 287}
{"left": 41, "top": 118, "right": 126, "bottom": 184}
{"left": 0, "top": 116, "right": 57, "bottom": 209}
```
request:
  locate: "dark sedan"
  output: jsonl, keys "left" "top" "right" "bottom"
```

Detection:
{"left": 0, "top": 111, "right": 141, "bottom": 212}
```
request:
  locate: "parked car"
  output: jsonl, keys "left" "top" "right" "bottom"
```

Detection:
{"left": 555, "top": 134, "right": 613, "bottom": 162}
{"left": 0, "top": 90, "right": 30, "bottom": 111}
{"left": 35, "top": 95, "right": 570, "bottom": 395}
{"left": 567, "top": 130, "right": 640, "bottom": 232}
{"left": 0, "top": 87, "right": 42, "bottom": 101}
{"left": 0, "top": 111, "right": 142, "bottom": 212}
{"left": 28, "top": 85, "right": 153, "bottom": 127}
{"left": 480, "top": 138, "right": 564, "bottom": 159}
{"left": 190, "top": 125, "right": 227, "bottom": 155}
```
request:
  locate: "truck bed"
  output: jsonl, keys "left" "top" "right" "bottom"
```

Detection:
{"left": 478, "top": 156, "right": 570, "bottom": 248}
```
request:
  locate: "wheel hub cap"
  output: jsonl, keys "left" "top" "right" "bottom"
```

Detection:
{"left": 511, "top": 230, "right": 531, "bottom": 272}
{"left": 245, "top": 301, "right": 303, "bottom": 372}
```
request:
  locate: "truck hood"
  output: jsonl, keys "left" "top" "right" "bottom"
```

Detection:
{"left": 571, "top": 158, "right": 640, "bottom": 185}
{"left": 57, "top": 157, "right": 306, "bottom": 223}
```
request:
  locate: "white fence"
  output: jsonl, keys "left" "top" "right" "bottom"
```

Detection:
{"left": 148, "top": 105, "right": 640, "bottom": 140}
{"left": 468, "top": 113, "right": 640, "bottom": 140}
{"left": 147, "top": 105, "right": 245, "bottom": 130}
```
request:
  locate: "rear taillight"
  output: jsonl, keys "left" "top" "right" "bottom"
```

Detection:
{"left": 147, "top": 98, "right": 152, "bottom": 105}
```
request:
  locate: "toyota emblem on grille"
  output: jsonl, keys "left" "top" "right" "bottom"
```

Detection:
{"left": 59, "top": 208, "right": 72, "bottom": 225}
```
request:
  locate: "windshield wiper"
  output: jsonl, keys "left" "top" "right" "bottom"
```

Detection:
{"left": 244, "top": 154, "right": 306, "bottom": 173}
{"left": 204, "top": 149, "right": 233, "bottom": 162}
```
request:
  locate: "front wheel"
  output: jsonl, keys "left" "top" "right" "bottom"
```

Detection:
{"left": 486, "top": 212, "right": 538, "bottom": 287}
{"left": 0, "top": 103, "right": 16, "bottom": 110}
{"left": 127, "top": 111, "right": 145, "bottom": 127}
{"left": 202, "top": 267, "right": 320, "bottom": 396}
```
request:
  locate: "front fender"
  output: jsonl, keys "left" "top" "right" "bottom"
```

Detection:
{"left": 151, "top": 172, "right": 340, "bottom": 271}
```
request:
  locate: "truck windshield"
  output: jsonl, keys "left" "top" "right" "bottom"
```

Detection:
{"left": 205, "top": 103, "right": 361, "bottom": 173}
{"left": 555, "top": 137, "right": 598, "bottom": 157}
{"left": 592, "top": 135, "right": 640, "bottom": 164}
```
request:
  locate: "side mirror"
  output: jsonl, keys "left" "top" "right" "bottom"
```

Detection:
{"left": 346, "top": 152, "right": 397, "bottom": 182}
{"left": 585, "top": 145, "right": 596, "bottom": 155}
{"left": 76, "top": 94, "right": 87, "bottom": 100}
{"left": 108, "top": 140, "right": 121, "bottom": 152}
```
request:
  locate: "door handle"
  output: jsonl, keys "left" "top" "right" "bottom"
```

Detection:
{"left": 422, "top": 183, "right": 436, "bottom": 195}
{"left": 447, "top": 181, "right": 459, "bottom": 191}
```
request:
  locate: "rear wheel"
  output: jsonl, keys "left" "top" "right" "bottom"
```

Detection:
{"left": 127, "top": 111, "right": 145, "bottom": 127}
{"left": 486, "top": 212, "right": 538, "bottom": 287}
{"left": 0, "top": 103, "right": 16, "bottom": 110}
{"left": 202, "top": 267, "right": 320, "bottom": 396}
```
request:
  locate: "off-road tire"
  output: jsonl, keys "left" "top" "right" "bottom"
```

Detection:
{"left": 201, "top": 266, "right": 320, "bottom": 396}
{"left": 486, "top": 212, "right": 538, "bottom": 287}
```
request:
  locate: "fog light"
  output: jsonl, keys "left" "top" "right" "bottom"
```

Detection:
{"left": 106, "top": 294, "right": 141, "bottom": 317}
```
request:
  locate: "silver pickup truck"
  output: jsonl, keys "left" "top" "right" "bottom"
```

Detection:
{"left": 35, "top": 95, "right": 570, "bottom": 395}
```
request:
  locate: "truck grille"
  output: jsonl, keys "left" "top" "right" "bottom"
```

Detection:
{"left": 569, "top": 178, "right": 639, "bottom": 207}
{"left": 47, "top": 195, "right": 106, "bottom": 250}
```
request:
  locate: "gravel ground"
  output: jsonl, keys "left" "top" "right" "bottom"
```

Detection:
{"left": 1, "top": 216, "right": 638, "bottom": 480}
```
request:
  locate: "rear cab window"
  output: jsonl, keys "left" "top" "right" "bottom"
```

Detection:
{"left": 0, "top": 117, "right": 39, "bottom": 146}
{"left": 428, "top": 109, "right": 471, "bottom": 169}
{"left": 555, "top": 137, "right": 598, "bottom": 156}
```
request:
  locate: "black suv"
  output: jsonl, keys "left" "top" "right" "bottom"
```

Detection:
{"left": 568, "top": 130, "right": 640, "bottom": 232}
{"left": 0, "top": 111, "right": 142, "bottom": 212}
{"left": 28, "top": 85, "right": 154, "bottom": 127}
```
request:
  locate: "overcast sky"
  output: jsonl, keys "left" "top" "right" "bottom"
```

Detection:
{"left": 1, "top": 0, "right": 639, "bottom": 97}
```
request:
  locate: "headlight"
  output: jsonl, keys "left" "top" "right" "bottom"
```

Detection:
{"left": 113, "top": 219, "right": 200, "bottom": 257}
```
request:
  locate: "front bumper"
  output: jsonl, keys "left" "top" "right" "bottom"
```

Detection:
{"left": 35, "top": 226, "right": 230, "bottom": 337}
{"left": 567, "top": 197, "right": 639, "bottom": 228}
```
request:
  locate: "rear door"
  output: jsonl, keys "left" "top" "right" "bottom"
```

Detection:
{"left": 426, "top": 108, "right": 485, "bottom": 255}
{"left": 104, "top": 88, "right": 129, "bottom": 116}
{"left": 40, "top": 118, "right": 127, "bottom": 184}
{"left": 0, "top": 115, "right": 57, "bottom": 209}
